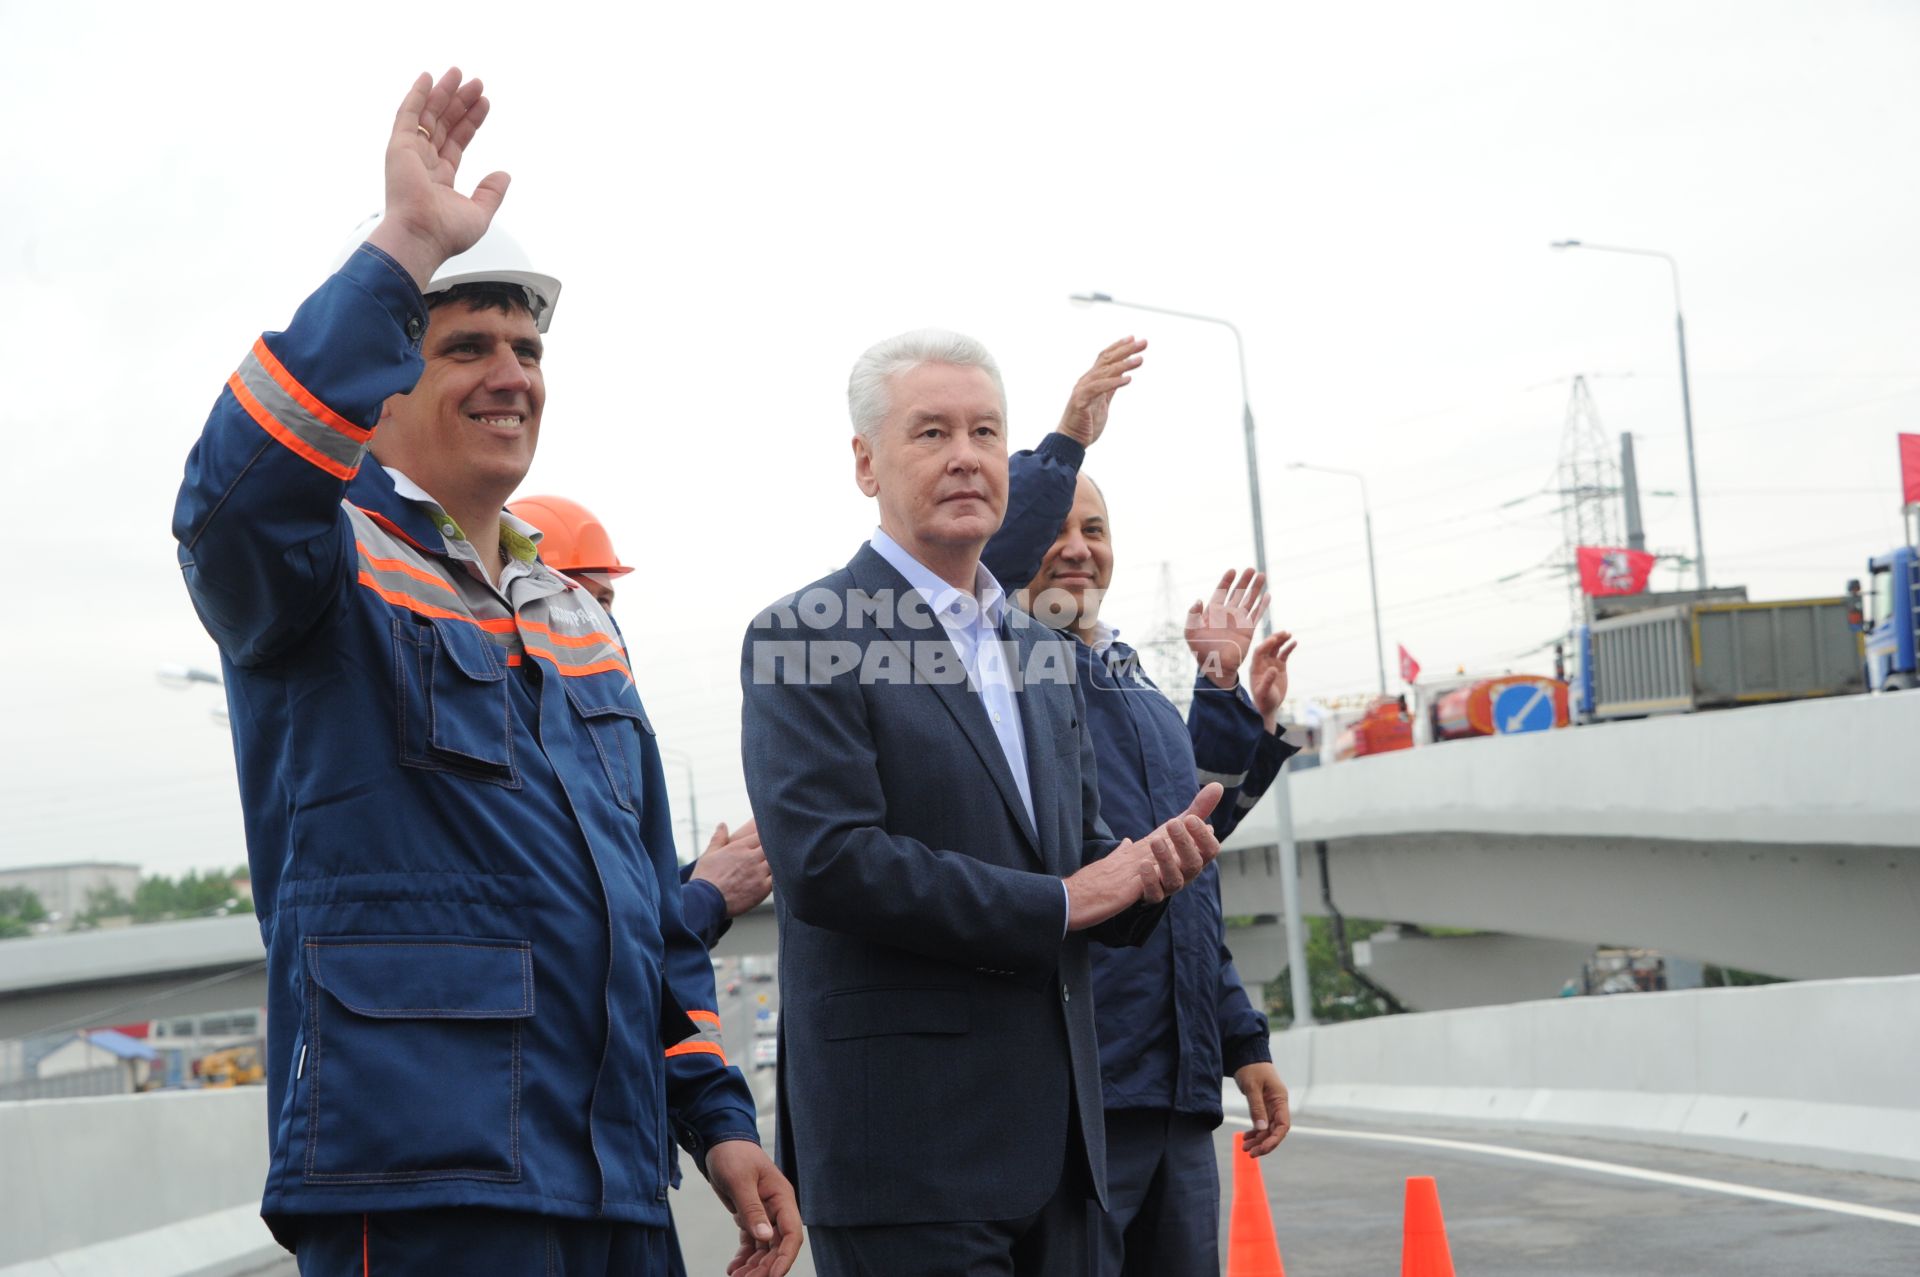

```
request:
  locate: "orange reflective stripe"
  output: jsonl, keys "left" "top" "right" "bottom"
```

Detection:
{"left": 229, "top": 372, "right": 358, "bottom": 481}
{"left": 685, "top": 1009, "right": 722, "bottom": 1029}
{"left": 347, "top": 504, "right": 434, "bottom": 555}
{"left": 355, "top": 572, "right": 517, "bottom": 632}
{"left": 355, "top": 542, "right": 457, "bottom": 595}
{"left": 665, "top": 1041, "right": 727, "bottom": 1063}
{"left": 252, "top": 337, "right": 373, "bottom": 444}
{"left": 520, "top": 619, "right": 625, "bottom": 650}
{"left": 505, "top": 653, "right": 523, "bottom": 667}
{"left": 524, "top": 647, "right": 633, "bottom": 679}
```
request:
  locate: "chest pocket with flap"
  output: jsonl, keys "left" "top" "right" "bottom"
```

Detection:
{"left": 392, "top": 617, "right": 520, "bottom": 788}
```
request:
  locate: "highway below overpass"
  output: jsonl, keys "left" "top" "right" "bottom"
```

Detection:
{"left": 238, "top": 1116, "right": 1920, "bottom": 1276}
{"left": 8, "top": 977, "right": 1917, "bottom": 1275}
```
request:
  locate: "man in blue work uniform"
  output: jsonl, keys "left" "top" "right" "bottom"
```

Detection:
{"left": 172, "top": 70, "right": 799, "bottom": 1276}
{"left": 506, "top": 493, "right": 775, "bottom": 951}
{"left": 982, "top": 336, "right": 1299, "bottom": 1277}
{"left": 510, "top": 491, "right": 775, "bottom": 1277}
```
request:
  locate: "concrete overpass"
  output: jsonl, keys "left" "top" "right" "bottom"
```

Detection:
{"left": 6, "top": 692, "right": 1912, "bottom": 1036}
{"left": 1218, "top": 690, "right": 1920, "bottom": 983}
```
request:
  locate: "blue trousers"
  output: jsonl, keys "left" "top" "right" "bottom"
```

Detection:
{"left": 293, "top": 1208, "right": 672, "bottom": 1276}
{"left": 1091, "top": 1108, "right": 1221, "bottom": 1277}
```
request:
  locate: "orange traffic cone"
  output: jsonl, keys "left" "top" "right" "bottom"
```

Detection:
{"left": 1401, "top": 1175, "right": 1456, "bottom": 1277}
{"left": 1226, "top": 1130, "right": 1287, "bottom": 1277}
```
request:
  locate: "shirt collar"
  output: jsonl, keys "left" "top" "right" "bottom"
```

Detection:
{"left": 1087, "top": 620, "right": 1122, "bottom": 655}
{"left": 869, "top": 526, "right": 1007, "bottom": 629}
{"left": 382, "top": 466, "right": 543, "bottom": 564}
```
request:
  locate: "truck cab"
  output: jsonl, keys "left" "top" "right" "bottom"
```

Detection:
{"left": 1863, "top": 545, "right": 1919, "bottom": 691}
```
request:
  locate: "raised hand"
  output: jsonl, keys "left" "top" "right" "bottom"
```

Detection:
{"left": 1056, "top": 336, "right": 1147, "bottom": 448}
{"left": 1186, "top": 568, "right": 1269, "bottom": 690}
{"left": 1248, "top": 630, "right": 1298, "bottom": 733}
{"left": 366, "top": 68, "right": 512, "bottom": 291}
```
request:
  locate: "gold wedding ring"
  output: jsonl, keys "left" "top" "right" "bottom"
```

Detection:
{"left": 415, "top": 125, "right": 433, "bottom": 141}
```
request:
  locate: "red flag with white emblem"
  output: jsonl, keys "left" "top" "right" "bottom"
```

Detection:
{"left": 1397, "top": 644, "right": 1421, "bottom": 684}
{"left": 1576, "top": 546, "right": 1657, "bottom": 596}
{"left": 1901, "top": 433, "right": 1920, "bottom": 507}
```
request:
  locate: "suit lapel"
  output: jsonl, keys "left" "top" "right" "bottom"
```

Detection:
{"left": 1009, "top": 617, "right": 1071, "bottom": 878}
{"left": 850, "top": 547, "right": 1043, "bottom": 862}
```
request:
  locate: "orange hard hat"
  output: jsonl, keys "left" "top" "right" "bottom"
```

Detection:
{"left": 508, "top": 494, "right": 634, "bottom": 577}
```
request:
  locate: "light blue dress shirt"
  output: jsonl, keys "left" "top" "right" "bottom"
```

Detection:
{"left": 870, "top": 528, "right": 1071, "bottom": 933}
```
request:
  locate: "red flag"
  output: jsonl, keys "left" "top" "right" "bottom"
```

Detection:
{"left": 1397, "top": 644, "right": 1421, "bottom": 684}
{"left": 1901, "top": 433, "right": 1920, "bottom": 507}
{"left": 1577, "top": 546, "right": 1657, "bottom": 596}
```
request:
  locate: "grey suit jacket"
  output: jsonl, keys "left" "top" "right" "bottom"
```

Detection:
{"left": 739, "top": 543, "right": 1161, "bottom": 1227}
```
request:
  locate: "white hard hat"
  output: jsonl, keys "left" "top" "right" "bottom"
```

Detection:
{"left": 337, "top": 213, "right": 562, "bottom": 332}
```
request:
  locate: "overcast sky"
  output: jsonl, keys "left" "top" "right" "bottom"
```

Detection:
{"left": 2, "top": 1, "right": 1915, "bottom": 881}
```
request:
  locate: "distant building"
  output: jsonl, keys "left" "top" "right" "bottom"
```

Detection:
{"left": 0, "top": 862, "right": 140, "bottom": 931}
{"left": 34, "top": 1029, "right": 156, "bottom": 1095}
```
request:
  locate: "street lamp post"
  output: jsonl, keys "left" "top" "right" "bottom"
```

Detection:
{"left": 660, "top": 748, "right": 701, "bottom": 854}
{"left": 156, "top": 664, "right": 223, "bottom": 690}
{"left": 157, "top": 664, "right": 228, "bottom": 727}
{"left": 1288, "top": 463, "right": 1387, "bottom": 696}
{"left": 1069, "top": 293, "right": 1273, "bottom": 634}
{"left": 1550, "top": 241, "right": 1707, "bottom": 590}
{"left": 1068, "top": 291, "right": 1313, "bottom": 1027}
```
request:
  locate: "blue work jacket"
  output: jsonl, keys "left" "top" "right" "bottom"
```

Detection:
{"left": 679, "top": 867, "right": 730, "bottom": 952}
{"left": 982, "top": 433, "right": 1298, "bottom": 1120}
{"left": 172, "top": 245, "right": 757, "bottom": 1237}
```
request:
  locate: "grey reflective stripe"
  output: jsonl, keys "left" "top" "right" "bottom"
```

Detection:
{"left": 235, "top": 349, "right": 367, "bottom": 474}
{"left": 1196, "top": 768, "right": 1249, "bottom": 789}
{"left": 345, "top": 505, "right": 523, "bottom": 655}
{"left": 669, "top": 1014, "right": 728, "bottom": 1062}
{"left": 1236, "top": 791, "right": 1259, "bottom": 811}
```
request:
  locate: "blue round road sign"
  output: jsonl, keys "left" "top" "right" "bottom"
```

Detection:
{"left": 1493, "top": 683, "right": 1556, "bottom": 734}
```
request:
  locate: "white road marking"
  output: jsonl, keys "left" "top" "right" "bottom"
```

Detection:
{"left": 1222, "top": 1117, "right": 1920, "bottom": 1230}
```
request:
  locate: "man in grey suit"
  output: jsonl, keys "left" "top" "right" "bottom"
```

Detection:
{"left": 740, "top": 329, "right": 1223, "bottom": 1277}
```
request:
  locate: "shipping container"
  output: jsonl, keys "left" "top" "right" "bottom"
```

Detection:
{"left": 1584, "top": 597, "right": 1863, "bottom": 720}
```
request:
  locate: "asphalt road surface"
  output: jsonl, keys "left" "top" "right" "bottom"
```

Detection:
{"left": 250, "top": 973, "right": 1920, "bottom": 1276}
{"left": 255, "top": 1111, "right": 1920, "bottom": 1275}
{"left": 667, "top": 1106, "right": 1920, "bottom": 1276}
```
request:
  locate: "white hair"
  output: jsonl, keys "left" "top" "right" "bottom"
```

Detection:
{"left": 847, "top": 328, "right": 1006, "bottom": 442}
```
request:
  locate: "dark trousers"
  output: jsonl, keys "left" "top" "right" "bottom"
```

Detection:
{"left": 810, "top": 1123, "right": 1093, "bottom": 1277}
{"left": 293, "top": 1208, "right": 672, "bottom": 1276}
{"left": 1091, "top": 1108, "right": 1221, "bottom": 1277}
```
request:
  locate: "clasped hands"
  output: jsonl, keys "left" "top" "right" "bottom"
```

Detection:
{"left": 1065, "top": 783, "right": 1223, "bottom": 930}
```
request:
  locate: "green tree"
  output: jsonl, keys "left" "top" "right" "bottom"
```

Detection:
{"left": 131, "top": 875, "right": 181, "bottom": 922}
{"left": 128, "top": 869, "right": 242, "bottom": 924}
{"left": 71, "top": 885, "right": 133, "bottom": 930}
{"left": 0, "top": 886, "right": 49, "bottom": 939}
{"left": 1263, "top": 915, "right": 1399, "bottom": 1028}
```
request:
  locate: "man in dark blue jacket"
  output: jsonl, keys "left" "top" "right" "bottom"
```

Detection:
{"left": 172, "top": 69, "right": 798, "bottom": 1276}
{"left": 507, "top": 493, "right": 775, "bottom": 951}
{"left": 982, "top": 337, "right": 1299, "bottom": 1277}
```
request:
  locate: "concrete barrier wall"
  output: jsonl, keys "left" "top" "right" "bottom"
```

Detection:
{"left": 1269, "top": 973, "right": 1920, "bottom": 1179}
{"left": 1264, "top": 690, "right": 1920, "bottom": 849}
{"left": 0, "top": 1089, "right": 275, "bottom": 1275}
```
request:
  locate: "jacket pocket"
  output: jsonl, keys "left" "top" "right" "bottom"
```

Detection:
{"left": 392, "top": 617, "right": 521, "bottom": 788}
{"left": 302, "top": 935, "right": 533, "bottom": 1184}
{"left": 563, "top": 677, "right": 653, "bottom": 813}
{"left": 821, "top": 986, "right": 969, "bottom": 1040}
